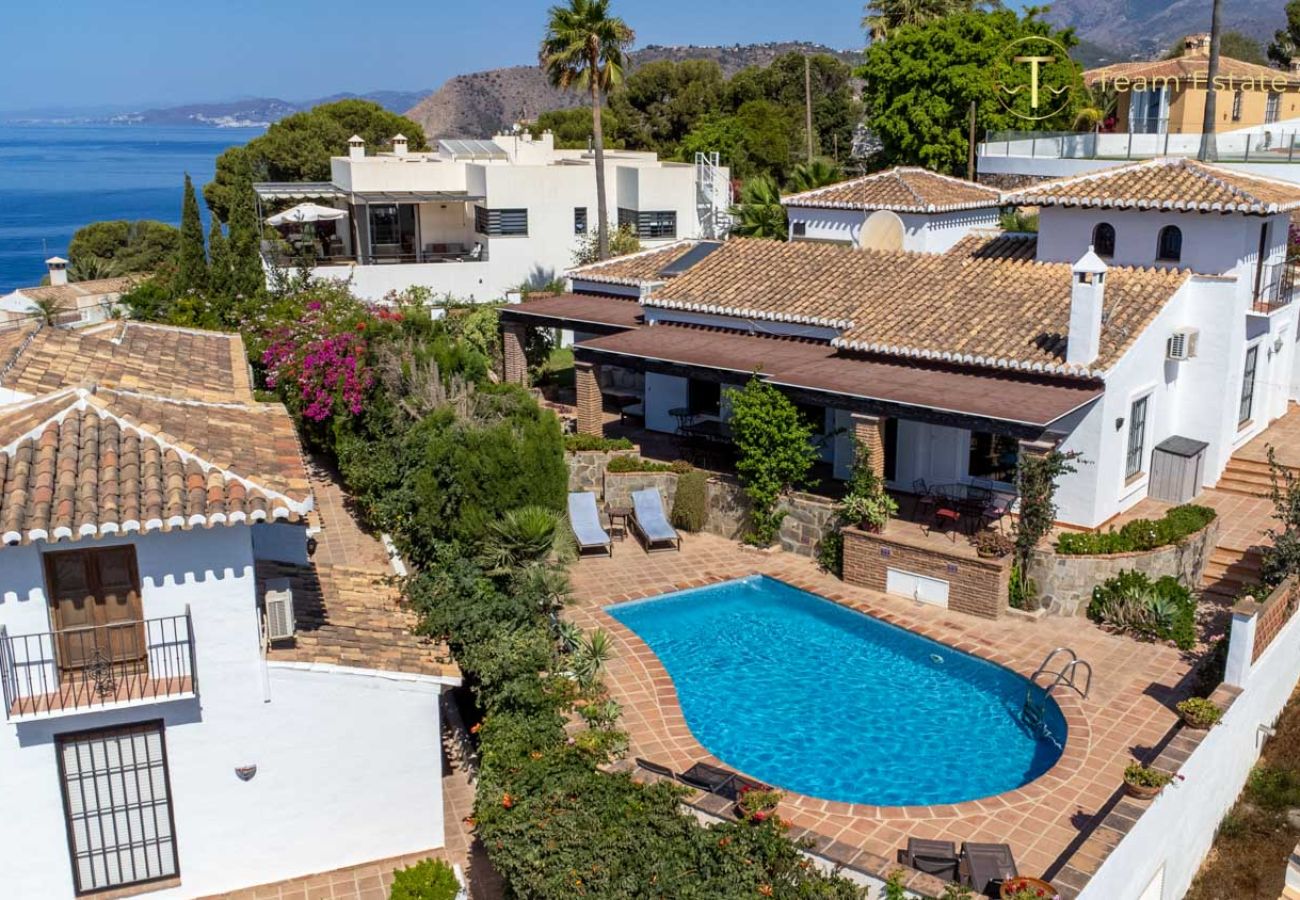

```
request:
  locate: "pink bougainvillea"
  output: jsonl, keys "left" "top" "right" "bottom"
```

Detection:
{"left": 261, "top": 297, "right": 376, "bottom": 423}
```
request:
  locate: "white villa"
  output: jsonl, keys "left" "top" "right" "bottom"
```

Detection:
{"left": 0, "top": 320, "right": 460, "bottom": 897}
{"left": 503, "top": 158, "right": 1300, "bottom": 529}
{"left": 0, "top": 256, "right": 134, "bottom": 329}
{"left": 255, "top": 131, "right": 731, "bottom": 302}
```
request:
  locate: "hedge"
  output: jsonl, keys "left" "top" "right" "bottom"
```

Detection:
{"left": 1056, "top": 504, "right": 1216, "bottom": 555}
{"left": 606, "top": 455, "right": 692, "bottom": 474}
{"left": 564, "top": 434, "right": 634, "bottom": 452}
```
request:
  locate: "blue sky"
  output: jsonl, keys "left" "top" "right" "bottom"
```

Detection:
{"left": 0, "top": 0, "right": 871, "bottom": 111}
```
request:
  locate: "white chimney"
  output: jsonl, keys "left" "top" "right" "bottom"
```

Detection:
{"left": 347, "top": 135, "right": 366, "bottom": 160}
{"left": 1067, "top": 246, "right": 1108, "bottom": 369}
{"left": 46, "top": 256, "right": 69, "bottom": 287}
{"left": 392, "top": 133, "right": 409, "bottom": 156}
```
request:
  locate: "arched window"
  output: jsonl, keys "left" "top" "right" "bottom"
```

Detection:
{"left": 1092, "top": 222, "right": 1116, "bottom": 258}
{"left": 1157, "top": 225, "right": 1182, "bottom": 263}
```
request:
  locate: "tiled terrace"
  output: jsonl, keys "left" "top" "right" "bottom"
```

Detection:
{"left": 567, "top": 533, "right": 1195, "bottom": 894}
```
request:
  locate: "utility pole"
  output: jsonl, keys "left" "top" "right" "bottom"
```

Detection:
{"left": 968, "top": 101, "right": 978, "bottom": 181}
{"left": 805, "top": 55, "right": 815, "bottom": 161}
{"left": 1199, "top": 0, "right": 1223, "bottom": 162}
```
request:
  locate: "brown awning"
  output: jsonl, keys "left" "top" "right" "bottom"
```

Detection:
{"left": 575, "top": 325, "right": 1101, "bottom": 432}
{"left": 500, "top": 294, "right": 642, "bottom": 334}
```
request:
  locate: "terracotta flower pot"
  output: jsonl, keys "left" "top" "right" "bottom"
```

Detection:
{"left": 1000, "top": 876, "right": 1059, "bottom": 899}
{"left": 1123, "top": 779, "right": 1163, "bottom": 800}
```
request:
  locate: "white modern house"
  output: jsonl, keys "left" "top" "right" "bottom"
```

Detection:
{"left": 0, "top": 320, "right": 460, "bottom": 897}
{"left": 255, "top": 131, "right": 731, "bottom": 302}
{"left": 0, "top": 257, "right": 134, "bottom": 328}
{"left": 503, "top": 159, "right": 1300, "bottom": 529}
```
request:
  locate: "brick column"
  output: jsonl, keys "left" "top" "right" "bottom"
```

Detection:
{"left": 850, "top": 412, "right": 888, "bottom": 480}
{"left": 575, "top": 361, "right": 602, "bottom": 436}
{"left": 502, "top": 321, "right": 529, "bottom": 386}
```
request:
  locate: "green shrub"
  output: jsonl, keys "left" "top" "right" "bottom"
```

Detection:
{"left": 564, "top": 434, "right": 634, "bottom": 452}
{"left": 671, "top": 469, "right": 709, "bottom": 532}
{"left": 390, "top": 858, "right": 460, "bottom": 900}
{"left": 1056, "top": 504, "right": 1216, "bottom": 555}
{"left": 605, "top": 455, "right": 690, "bottom": 474}
{"left": 725, "top": 377, "right": 817, "bottom": 546}
{"left": 817, "top": 526, "right": 844, "bottom": 576}
{"left": 1087, "top": 570, "right": 1197, "bottom": 649}
{"left": 1247, "top": 765, "right": 1300, "bottom": 810}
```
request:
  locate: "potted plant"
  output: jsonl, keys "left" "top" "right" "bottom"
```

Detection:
{"left": 973, "top": 529, "right": 1015, "bottom": 559}
{"left": 734, "top": 786, "right": 783, "bottom": 823}
{"left": 1176, "top": 697, "right": 1223, "bottom": 730}
{"left": 842, "top": 491, "right": 899, "bottom": 533}
{"left": 1000, "top": 877, "right": 1060, "bottom": 900}
{"left": 1123, "top": 762, "right": 1173, "bottom": 799}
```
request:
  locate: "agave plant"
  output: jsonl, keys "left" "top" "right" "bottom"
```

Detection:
{"left": 571, "top": 628, "right": 613, "bottom": 690}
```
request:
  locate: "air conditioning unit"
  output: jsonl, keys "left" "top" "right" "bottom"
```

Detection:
{"left": 1167, "top": 328, "right": 1200, "bottom": 361}
{"left": 263, "top": 578, "right": 296, "bottom": 642}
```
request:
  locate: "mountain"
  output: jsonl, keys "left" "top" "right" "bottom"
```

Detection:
{"left": 2, "top": 90, "right": 434, "bottom": 128}
{"left": 1046, "top": 0, "right": 1287, "bottom": 61}
{"left": 404, "top": 42, "right": 863, "bottom": 140}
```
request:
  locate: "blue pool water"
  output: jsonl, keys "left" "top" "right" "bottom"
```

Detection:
{"left": 607, "top": 576, "right": 1066, "bottom": 807}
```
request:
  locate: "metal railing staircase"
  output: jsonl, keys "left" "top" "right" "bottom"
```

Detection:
{"left": 1022, "top": 647, "right": 1092, "bottom": 737}
{"left": 695, "top": 152, "right": 733, "bottom": 239}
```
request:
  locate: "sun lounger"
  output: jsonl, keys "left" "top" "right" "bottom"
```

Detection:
{"left": 630, "top": 488, "right": 682, "bottom": 552}
{"left": 568, "top": 492, "right": 613, "bottom": 557}
{"left": 676, "top": 762, "right": 769, "bottom": 801}
{"left": 962, "top": 842, "right": 1018, "bottom": 896}
{"left": 634, "top": 758, "right": 675, "bottom": 779}
{"left": 897, "top": 838, "right": 960, "bottom": 883}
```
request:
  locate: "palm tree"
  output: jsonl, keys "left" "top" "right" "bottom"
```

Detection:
{"left": 541, "top": 0, "right": 634, "bottom": 261}
{"left": 1199, "top": 0, "right": 1223, "bottom": 162}
{"left": 29, "top": 296, "right": 70, "bottom": 327}
{"left": 730, "top": 176, "right": 788, "bottom": 241}
{"left": 786, "top": 158, "right": 843, "bottom": 194}
{"left": 863, "top": 0, "right": 979, "bottom": 41}
{"left": 67, "top": 255, "right": 122, "bottom": 283}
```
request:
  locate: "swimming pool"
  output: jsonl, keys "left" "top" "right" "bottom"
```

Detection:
{"left": 607, "top": 575, "right": 1066, "bottom": 807}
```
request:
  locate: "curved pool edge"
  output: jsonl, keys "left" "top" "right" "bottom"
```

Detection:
{"left": 598, "top": 572, "right": 1091, "bottom": 822}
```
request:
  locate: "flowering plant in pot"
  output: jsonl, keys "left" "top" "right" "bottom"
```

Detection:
{"left": 1176, "top": 697, "right": 1223, "bottom": 730}
{"left": 1000, "top": 876, "right": 1061, "bottom": 899}
{"left": 735, "top": 786, "right": 783, "bottom": 822}
{"left": 837, "top": 441, "right": 897, "bottom": 533}
{"left": 1123, "top": 762, "right": 1172, "bottom": 799}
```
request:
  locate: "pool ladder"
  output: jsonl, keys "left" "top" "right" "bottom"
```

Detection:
{"left": 1022, "top": 647, "right": 1092, "bottom": 734}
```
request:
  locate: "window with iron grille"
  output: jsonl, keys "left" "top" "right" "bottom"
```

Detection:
{"left": 1267, "top": 92, "right": 1282, "bottom": 124}
{"left": 1240, "top": 345, "right": 1260, "bottom": 426}
{"left": 474, "top": 206, "right": 528, "bottom": 236}
{"left": 56, "top": 722, "right": 179, "bottom": 895}
{"left": 1126, "top": 395, "right": 1149, "bottom": 480}
{"left": 1231, "top": 90, "right": 1244, "bottom": 122}
{"left": 1157, "top": 225, "right": 1182, "bottom": 262}
{"left": 791, "top": 221, "right": 808, "bottom": 238}
{"left": 574, "top": 207, "right": 588, "bottom": 235}
{"left": 617, "top": 208, "right": 677, "bottom": 239}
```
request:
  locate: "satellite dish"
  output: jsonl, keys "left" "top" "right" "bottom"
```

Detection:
{"left": 860, "top": 209, "right": 904, "bottom": 252}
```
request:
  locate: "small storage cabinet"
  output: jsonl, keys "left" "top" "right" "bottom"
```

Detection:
{"left": 1149, "top": 436, "right": 1209, "bottom": 504}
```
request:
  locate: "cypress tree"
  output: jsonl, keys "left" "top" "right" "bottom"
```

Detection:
{"left": 226, "top": 158, "right": 265, "bottom": 302}
{"left": 176, "top": 174, "right": 207, "bottom": 294}
{"left": 207, "top": 218, "right": 232, "bottom": 303}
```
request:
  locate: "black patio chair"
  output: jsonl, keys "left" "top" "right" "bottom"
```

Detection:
{"left": 962, "top": 842, "right": 1018, "bottom": 896}
{"left": 897, "top": 838, "right": 960, "bottom": 883}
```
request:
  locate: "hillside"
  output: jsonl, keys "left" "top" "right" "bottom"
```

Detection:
{"left": 99, "top": 90, "right": 432, "bottom": 128}
{"left": 405, "top": 42, "right": 862, "bottom": 140}
{"left": 1046, "top": 0, "right": 1287, "bottom": 62}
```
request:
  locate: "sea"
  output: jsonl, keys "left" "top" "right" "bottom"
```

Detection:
{"left": 0, "top": 123, "right": 264, "bottom": 292}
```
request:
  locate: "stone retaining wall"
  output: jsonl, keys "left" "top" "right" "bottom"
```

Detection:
{"left": 842, "top": 526, "right": 1010, "bottom": 620}
{"left": 568, "top": 452, "right": 833, "bottom": 558}
{"left": 1027, "top": 518, "right": 1219, "bottom": 617}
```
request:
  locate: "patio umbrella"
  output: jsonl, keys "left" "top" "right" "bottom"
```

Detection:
{"left": 266, "top": 203, "right": 349, "bottom": 226}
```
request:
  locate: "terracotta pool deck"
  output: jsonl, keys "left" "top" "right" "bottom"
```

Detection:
{"left": 567, "top": 533, "right": 1196, "bottom": 892}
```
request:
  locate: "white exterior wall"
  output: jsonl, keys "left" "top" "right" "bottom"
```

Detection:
{"left": 786, "top": 206, "right": 999, "bottom": 253}
{"left": 0, "top": 525, "right": 449, "bottom": 898}
{"left": 318, "top": 147, "right": 725, "bottom": 303}
{"left": 1079, "top": 600, "right": 1300, "bottom": 900}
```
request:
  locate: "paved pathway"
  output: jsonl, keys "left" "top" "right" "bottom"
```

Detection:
{"left": 568, "top": 533, "right": 1192, "bottom": 891}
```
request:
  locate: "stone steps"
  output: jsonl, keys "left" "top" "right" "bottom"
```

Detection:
{"left": 1201, "top": 546, "right": 1264, "bottom": 599}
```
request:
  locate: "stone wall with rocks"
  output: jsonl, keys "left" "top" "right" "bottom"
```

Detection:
{"left": 1027, "top": 518, "right": 1220, "bottom": 617}
{"left": 565, "top": 452, "right": 833, "bottom": 558}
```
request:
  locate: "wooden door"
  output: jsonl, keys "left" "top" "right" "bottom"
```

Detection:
{"left": 45, "top": 548, "right": 144, "bottom": 670}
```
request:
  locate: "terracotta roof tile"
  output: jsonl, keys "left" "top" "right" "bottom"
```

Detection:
{"left": 645, "top": 237, "right": 1188, "bottom": 377}
{"left": 567, "top": 240, "right": 708, "bottom": 286}
{"left": 0, "top": 388, "right": 311, "bottom": 545}
{"left": 1084, "top": 54, "right": 1299, "bottom": 88}
{"left": 13, "top": 276, "right": 138, "bottom": 305}
{"left": 0, "top": 321, "right": 253, "bottom": 403}
{"left": 1005, "top": 157, "right": 1300, "bottom": 214}
{"left": 782, "top": 167, "right": 1003, "bottom": 213}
